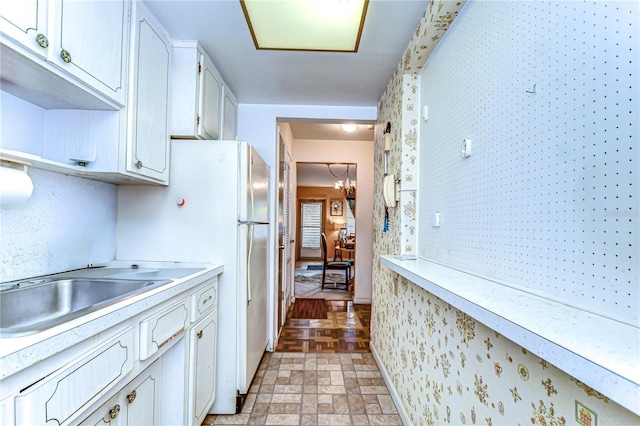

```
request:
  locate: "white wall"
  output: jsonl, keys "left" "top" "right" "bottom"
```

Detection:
{"left": 418, "top": 0, "right": 639, "bottom": 326}
{"left": 293, "top": 138, "right": 374, "bottom": 303}
{"left": 0, "top": 92, "right": 117, "bottom": 282}
{"left": 237, "top": 104, "right": 376, "bottom": 345}
{"left": 0, "top": 168, "right": 116, "bottom": 281}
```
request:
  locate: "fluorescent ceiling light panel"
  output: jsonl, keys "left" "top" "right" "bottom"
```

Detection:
{"left": 241, "top": 0, "right": 368, "bottom": 52}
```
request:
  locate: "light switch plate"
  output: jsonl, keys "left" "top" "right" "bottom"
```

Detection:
{"left": 432, "top": 211, "right": 441, "bottom": 227}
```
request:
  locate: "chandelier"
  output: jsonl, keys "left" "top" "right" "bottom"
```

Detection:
{"left": 328, "top": 163, "right": 356, "bottom": 196}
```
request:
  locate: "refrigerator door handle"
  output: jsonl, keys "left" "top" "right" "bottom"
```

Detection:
{"left": 249, "top": 152, "right": 255, "bottom": 220}
{"left": 247, "top": 224, "right": 254, "bottom": 305}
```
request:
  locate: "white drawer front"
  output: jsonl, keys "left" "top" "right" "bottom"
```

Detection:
{"left": 139, "top": 298, "right": 189, "bottom": 360}
{"left": 14, "top": 327, "right": 134, "bottom": 426}
{"left": 191, "top": 281, "right": 217, "bottom": 322}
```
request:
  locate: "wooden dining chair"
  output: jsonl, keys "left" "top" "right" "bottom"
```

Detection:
{"left": 320, "top": 233, "right": 351, "bottom": 290}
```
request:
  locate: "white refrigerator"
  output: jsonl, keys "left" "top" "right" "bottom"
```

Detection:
{"left": 116, "top": 139, "right": 270, "bottom": 414}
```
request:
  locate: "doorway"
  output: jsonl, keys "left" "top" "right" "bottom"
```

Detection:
{"left": 297, "top": 200, "right": 324, "bottom": 260}
{"left": 292, "top": 162, "right": 357, "bottom": 303}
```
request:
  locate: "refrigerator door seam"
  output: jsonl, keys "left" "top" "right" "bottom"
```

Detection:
{"left": 247, "top": 224, "right": 253, "bottom": 305}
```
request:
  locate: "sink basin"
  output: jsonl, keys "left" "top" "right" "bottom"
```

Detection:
{"left": 0, "top": 278, "right": 171, "bottom": 337}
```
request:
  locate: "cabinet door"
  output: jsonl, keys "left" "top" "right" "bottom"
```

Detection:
{"left": 188, "top": 309, "right": 217, "bottom": 425}
{"left": 127, "top": 2, "right": 170, "bottom": 183}
{"left": 169, "top": 41, "right": 200, "bottom": 138}
{"left": 124, "top": 362, "right": 160, "bottom": 425}
{"left": 221, "top": 86, "right": 237, "bottom": 140}
{"left": 200, "top": 53, "right": 222, "bottom": 140}
{"left": 78, "top": 360, "right": 160, "bottom": 426}
{"left": 50, "top": 0, "right": 129, "bottom": 106}
{"left": 0, "top": 0, "right": 49, "bottom": 58}
{"left": 77, "top": 393, "right": 122, "bottom": 426}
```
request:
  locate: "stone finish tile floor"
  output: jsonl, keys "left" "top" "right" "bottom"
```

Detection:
{"left": 203, "top": 352, "right": 402, "bottom": 426}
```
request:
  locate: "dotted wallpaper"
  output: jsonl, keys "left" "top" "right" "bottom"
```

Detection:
{"left": 418, "top": 1, "right": 638, "bottom": 326}
{"left": 371, "top": 1, "right": 639, "bottom": 425}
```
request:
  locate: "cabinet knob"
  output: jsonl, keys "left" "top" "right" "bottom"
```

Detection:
{"left": 197, "top": 330, "right": 203, "bottom": 339}
{"left": 135, "top": 160, "right": 143, "bottom": 169}
{"left": 109, "top": 404, "right": 121, "bottom": 419}
{"left": 35, "top": 33, "right": 49, "bottom": 48}
{"left": 60, "top": 49, "right": 72, "bottom": 63}
{"left": 126, "top": 389, "right": 137, "bottom": 404}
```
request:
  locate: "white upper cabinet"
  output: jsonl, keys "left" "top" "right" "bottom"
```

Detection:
{"left": 0, "top": 0, "right": 49, "bottom": 59}
{"left": 221, "top": 84, "right": 238, "bottom": 140}
{"left": 126, "top": 1, "right": 171, "bottom": 182}
{"left": 49, "top": 0, "right": 130, "bottom": 106}
{"left": 0, "top": 0, "right": 130, "bottom": 107}
{"left": 170, "top": 40, "right": 222, "bottom": 139}
{"left": 0, "top": 0, "right": 171, "bottom": 185}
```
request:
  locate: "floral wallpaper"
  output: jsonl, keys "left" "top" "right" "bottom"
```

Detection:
{"left": 371, "top": 1, "right": 639, "bottom": 425}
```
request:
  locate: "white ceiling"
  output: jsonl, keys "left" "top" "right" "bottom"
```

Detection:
{"left": 144, "top": 0, "right": 427, "bottom": 106}
{"left": 288, "top": 121, "right": 375, "bottom": 141}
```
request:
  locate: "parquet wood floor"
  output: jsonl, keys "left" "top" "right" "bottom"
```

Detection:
{"left": 276, "top": 300, "right": 371, "bottom": 353}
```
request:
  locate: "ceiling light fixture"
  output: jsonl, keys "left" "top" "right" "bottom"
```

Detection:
{"left": 240, "top": 0, "right": 369, "bottom": 52}
{"left": 328, "top": 163, "right": 356, "bottom": 196}
{"left": 341, "top": 123, "right": 357, "bottom": 133}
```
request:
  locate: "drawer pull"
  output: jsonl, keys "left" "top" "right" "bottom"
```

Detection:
{"left": 109, "top": 404, "right": 121, "bottom": 419}
{"left": 36, "top": 33, "right": 49, "bottom": 48}
{"left": 60, "top": 49, "right": 72, "bottom": 63}
{"left": 202, "top": 295, "right": 212, "bottom": 305}
{"left": 197, "top": 330, "right": 203, "bottom": 339}
{"left": 126, "top": 389, "right": 137, "bottom": 404}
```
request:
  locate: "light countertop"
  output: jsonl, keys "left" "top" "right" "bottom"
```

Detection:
{"left": 0, "top": 260, "right": 223, "bottom": 380}
{"left": 380, "top": 255, "right": 640, "bottom": 416}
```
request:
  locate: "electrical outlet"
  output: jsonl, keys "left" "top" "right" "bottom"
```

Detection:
{"left": 575, "top": 400, "right": 597, "bottom": 426}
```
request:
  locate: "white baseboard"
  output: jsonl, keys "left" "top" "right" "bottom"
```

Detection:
{"left": 353, "top": 297, "right": 371, "bottom": 304}
{"left": 369, "top": 341, "right": 411, "bottom": 426}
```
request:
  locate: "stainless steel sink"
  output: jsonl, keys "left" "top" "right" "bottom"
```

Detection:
{"left": 0, "top": 278, "right": 171, "bottom": 337}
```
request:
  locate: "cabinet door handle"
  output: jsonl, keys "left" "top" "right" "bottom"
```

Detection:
{"left": 135, "top": 160, "right": 143, "bottom": 169}
{"left": 126, "top": 389, "right": 137, "bottom": 404}
{"left": 35, "top": 33, "right": 49, "bottom": 48}
{"left": 60, "top": 49, "right": 72, "bottom": 63}
{"left": 197, "top": 330, "right": 203, "bottom": 339}
{"left": 109, "top": 404, "right": 121, "bottom": 419}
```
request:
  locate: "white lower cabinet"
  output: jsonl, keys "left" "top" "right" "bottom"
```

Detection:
{"left": 188, "top": 308, "right": 218, "bottom": 425}
{"left": 79, "top": 360, "right": 161, "bottom": 426}
{"left": 2, "top": 275, "right": 220, "bottom": 426}
{"left": 14, "top": 328, "right": 135, "bottom": 426}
